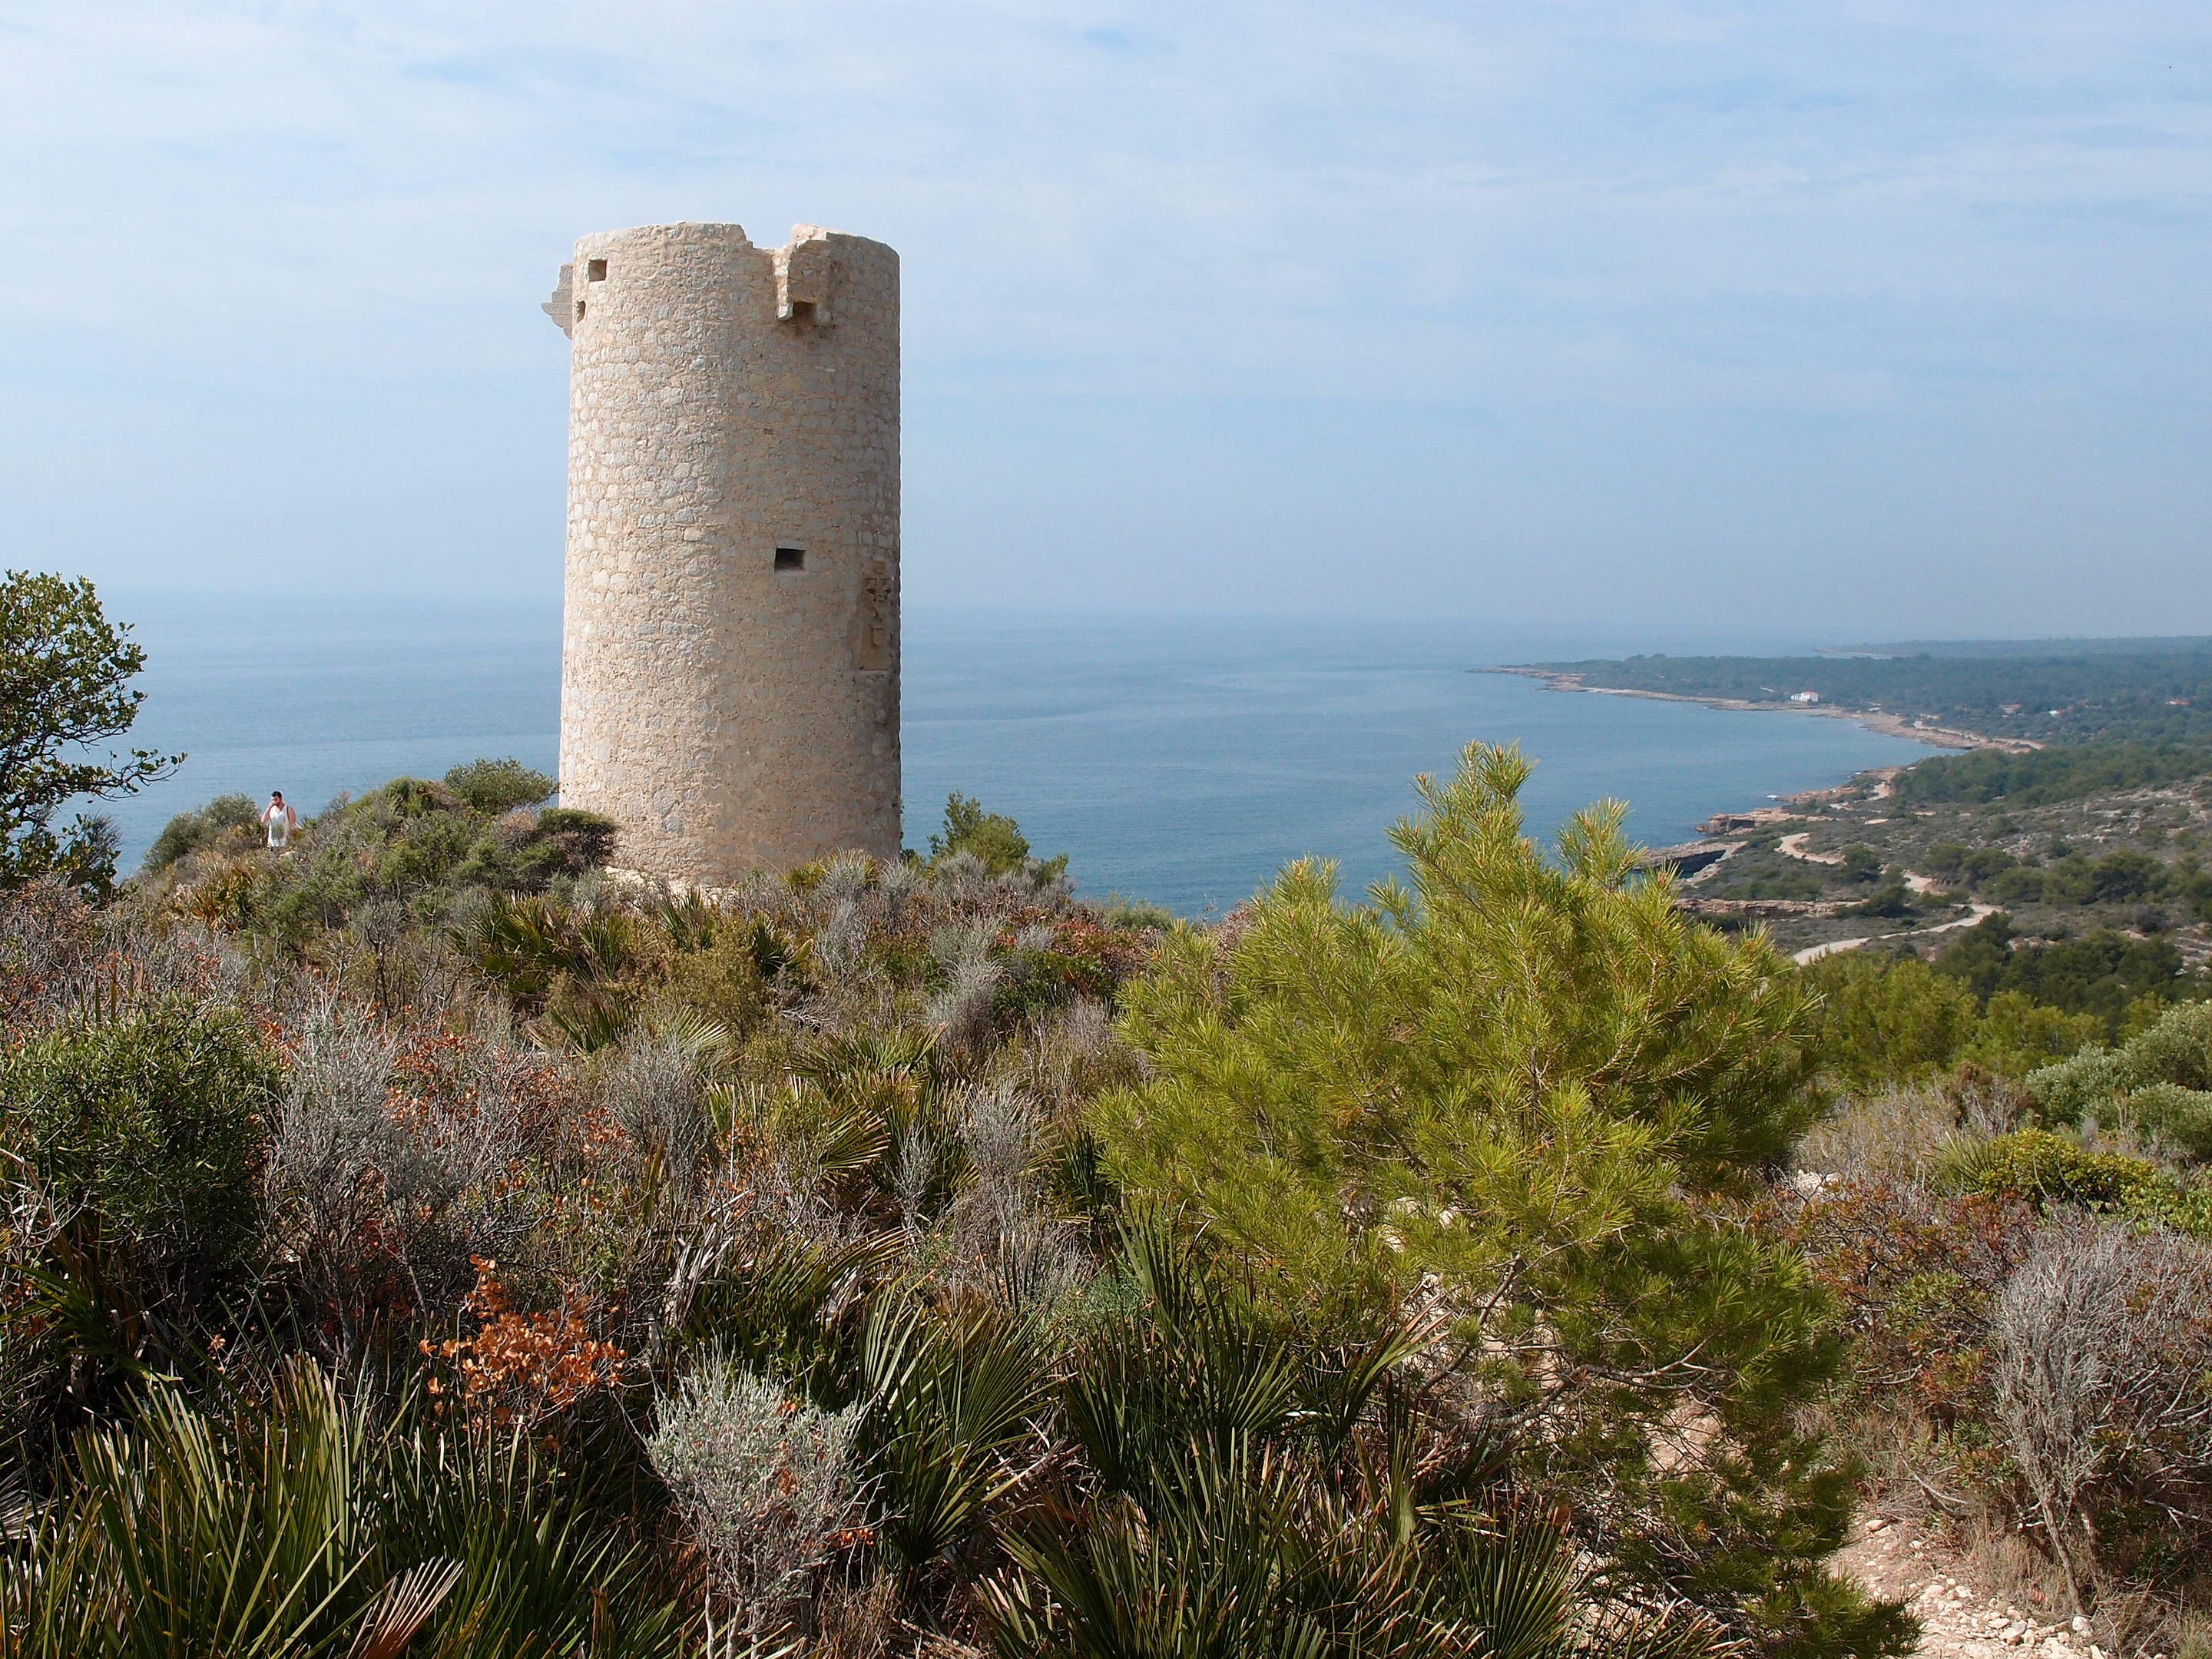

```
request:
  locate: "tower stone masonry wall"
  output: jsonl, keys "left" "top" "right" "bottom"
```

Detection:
{"left": 546, "top": 220, "right": 900, "bottom": 886}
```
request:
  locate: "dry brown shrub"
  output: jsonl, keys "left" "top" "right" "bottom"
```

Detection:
{"left": 422, "top": 1255, "right": 625, "bottom": 1435}
{"left": 1798, "top": 1084, "right": 1965, "bottom": 1181}
{"left": 1988, "top": 1217, "right": 2212, "bottom": 1612}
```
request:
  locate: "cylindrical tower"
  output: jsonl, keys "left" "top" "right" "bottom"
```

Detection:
{"left": 545, "top": 221, "right": 900, "bottom": 884}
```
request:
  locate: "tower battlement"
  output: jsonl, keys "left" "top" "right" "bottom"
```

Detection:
{"left": 547, "top": 221, "right": 901, "bottom": 883}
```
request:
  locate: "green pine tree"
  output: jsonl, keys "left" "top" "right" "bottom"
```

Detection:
{"left": 1095, "top": 742, "right": 1912, "bottom": 1659}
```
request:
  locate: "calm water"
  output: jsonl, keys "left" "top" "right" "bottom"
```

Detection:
{"left": 102, "top": 599, "right": 1929, "bottom": 913}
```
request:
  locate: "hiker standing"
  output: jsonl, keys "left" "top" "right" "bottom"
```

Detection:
{"left": 261, "top": 791, "right": 299, "bottom": 850}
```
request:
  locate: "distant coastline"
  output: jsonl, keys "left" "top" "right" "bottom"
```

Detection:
{"left": 1484, "top": 665, "right": 2036, "bottom": 755}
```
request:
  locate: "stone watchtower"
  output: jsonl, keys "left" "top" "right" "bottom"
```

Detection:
{"left": 545, "top": 221, "right": 900, "bottom": 885}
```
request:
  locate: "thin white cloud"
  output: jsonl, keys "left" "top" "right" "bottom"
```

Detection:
{"left": 0, "top": 1, "right": 2207, "bottom": 627}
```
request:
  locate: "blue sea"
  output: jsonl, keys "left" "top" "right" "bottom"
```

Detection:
{"left": 101, "top": 598, "right": 1929, "bottom": 914}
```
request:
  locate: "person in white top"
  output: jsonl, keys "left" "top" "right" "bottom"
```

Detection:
{"left": 261, "top": 791, "right": 299, "bottom": 849}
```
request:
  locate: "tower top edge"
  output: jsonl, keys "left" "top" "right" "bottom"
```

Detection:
{"left": 571, "top": 222, "right": 896, "bottom": 259}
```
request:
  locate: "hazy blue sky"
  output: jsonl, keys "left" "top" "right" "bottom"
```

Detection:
{"left": 4, "top": 2, "right": 2207, "bottom": 639}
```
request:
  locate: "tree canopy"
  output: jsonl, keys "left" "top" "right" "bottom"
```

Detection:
{"left": 1096, "top": 743, "right": 1903, "bottom": 1659}
{"left": 0, "top": 571, "right": 178, "bottom": 892}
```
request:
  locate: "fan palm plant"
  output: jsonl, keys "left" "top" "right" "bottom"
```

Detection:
{"left": 859, "top": 1296, "right": 1053, "bottom": 1577}
{"left": 979, "top": 1223, "right": 1728, "bottom": 1659}
{"left": 0, "top": 1363, "right": 686, "bottom": 1659}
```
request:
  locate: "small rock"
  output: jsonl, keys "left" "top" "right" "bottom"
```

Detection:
{"left": 2071, "top": 1618, "right": 2092, "bottom": 1637}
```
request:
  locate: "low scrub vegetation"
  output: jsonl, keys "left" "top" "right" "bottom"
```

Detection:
{"left": 0, "top": 742, "right": 1928, "bottom": 1659}
{"left": 5, "top": 731, "right": 2212, "bottom": 1656}
{"left": 1786, "top": 989, "right": 2212, "bottom": 1654}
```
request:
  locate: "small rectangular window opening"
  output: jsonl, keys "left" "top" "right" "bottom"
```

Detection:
{"left": 587, "top": 258, "right": 608, "bottom": 282}
{"left": 774, "top": 547, "right": 806, "bottom": 572}
{"left": 787, "top": 300, "right": 817, "bottom": 323}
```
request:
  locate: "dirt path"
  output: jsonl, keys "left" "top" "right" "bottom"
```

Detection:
{"left": 1779, "top": 832, "right": 1841, "bottom": 865}
{"left": 1778, "top": 840, "right": 1997, "bottom": 965}
{"left": 1836, "top": 1517, "right": 2116, "bottom": 1659}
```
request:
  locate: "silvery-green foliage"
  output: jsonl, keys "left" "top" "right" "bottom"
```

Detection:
{"left": 926, "top": 922, "right": 1002, "bottom": 1053}
{"left": 875, "top": 856, "right": 922, "bottom": 906}
{"left": 942, "top": 1081, "right": 1089, "bottom": 1312}
{"left": 647, "top": 1357, "right": 864, "bottom": 1634}
{"left": 267, "top": 1002, "right": 536, "bottom": 1333}
{"left": 816, "top": 854, "right": 874, "bottom": 909}
{"left": 1021, "top": 997, "right": 1137, "bottom": 1116}
{"left": 263, "top": 997, "right": 404, "bottom": 1339}
{"left": 930, "top": 850, "right": 989, "bottom": 896}
{"left": 895, "top": 1128, "right": 936, "bottom": 1239}
{"left": 812, "top": 896, "right": 869, "bottom": 983}
{"left": 960, "top": 1081, "right": 1041, "bottom": 1238}
{"left": 2028, "top": 1000, "right": 2212, "bottom": 1149}
{"left": 1012, "top": 863, "right": 1075, "bottom": 910}
{"left": 568, "top": 869, "right": 620, "bottom": 913}
{"left": 0, "top": 880, "right": 257, "bottom": 1029}
{"left": 604, "top": 1024, "right": 716, "bottom": 1184}
{"left": 136, "top": 919, "right": 257, "bottom": 1012}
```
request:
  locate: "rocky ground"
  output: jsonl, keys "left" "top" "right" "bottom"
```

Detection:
{"left": 1839, "top": 1517, "right": 2149, "bottom": 1659}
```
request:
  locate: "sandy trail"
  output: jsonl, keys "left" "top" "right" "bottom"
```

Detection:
{"left": 1779, "top": 832, "right": 1842, "bottom": 865}
{"left": 1779, "top": 840, "right": 1997, "bottom": 965}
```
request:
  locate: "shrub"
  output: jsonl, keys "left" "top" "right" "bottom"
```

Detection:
{"left": 1936, "top": 1128, "right": 2212, "bottom": 1238}
{"left": 260, "top": 996, "right": 406, "bottom": 1351}
{"left": 444, "top": 756, "right": 557, "bottom": 815}
{"left": 984, "top": 1222, "right": 1750, "bottom": 1659}
{"left": 1796, "top": 1084, "right": 1964, "bottom": 1182}
{"left": 142, "top": 791, "right": 261, "bottom": 871}
{"left": 1965, "top": 991, "right": 2103, "bottom": 1078}
{"left": 926, "top": 921, "right": 1004, "bottom": 1053}
{"left": 1841, "top": 879, "right": 1918, "bottom": 919}
{"left": 0, "top": 1362, "right": 688, "bottom": 1658}
{"left": 928, "top": 792, "right": 1068, "bottom": 883}
{"left": 523, "top": 806, "right": 620, "bottom": 879}
{"left": 1936, "top": 916, "right": 2205, "bottom": 1038}
{"left": 1985, "top": 866, "right": 2046, "bottom": 905}
{"left": 1988, "top": 1217, "right": 2212, "bottom": 1612}
{"left": 659, "top": 913, "right": 771, "bottom": 1038}
{"left": 647, "top": 1356, "right": 865, "bottom": 1641}
{"left": 0, "top": 998, "right": 277, "bottom": 1329}
{"left": 2091, "top": 849, "right": 2164, "bottom": 904}
{"left": 2028, "top": 1000, "right": 2212, "bottom": 1157}
{"left": 1807, "top": 952, "right": 1979, "bottom": 1088}
{"left": 1786, "top": 1177, "right": 2036, "bottom": 1435}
